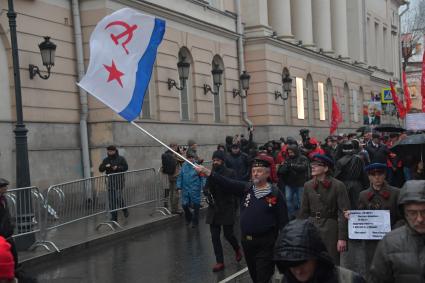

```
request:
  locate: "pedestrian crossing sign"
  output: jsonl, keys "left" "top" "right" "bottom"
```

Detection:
{"left": 381, "top": 88, "right": 393, "bottom": 104}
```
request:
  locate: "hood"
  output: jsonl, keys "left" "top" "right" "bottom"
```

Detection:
{"left": 225, "top": 136, "right": 233, "bottom": 144}
{"left": 286, "top": 137, "right": 297, "bottom": 145}
{"left": 274, "top": 219, "right": 334, "bottom": 266}
{"left": 398, "top": 180, "right": 425, "bottom": 216}
{"left": 286, "top": 144, "right": 299, "bottom": 157}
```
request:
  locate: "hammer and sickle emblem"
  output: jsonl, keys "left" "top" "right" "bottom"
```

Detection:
{"left": 105, "top": 20, "right": 138, "bottom": 55}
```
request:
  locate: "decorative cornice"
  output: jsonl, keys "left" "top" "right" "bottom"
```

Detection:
{"left": 112, "top": 0, "right": 238, "bottom": 40}
{"left": 245, "top": 37, "right": 374, "bottom": 76}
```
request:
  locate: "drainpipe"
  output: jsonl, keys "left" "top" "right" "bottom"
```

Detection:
{"left": 235, "top": 0, "right": 253, "bottom": 130}
{"left": 71, "top": 0, "right": 92, "bottom": 187}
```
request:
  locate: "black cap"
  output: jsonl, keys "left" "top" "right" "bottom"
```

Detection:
{"left": 212, "top": 150, "right": 226, "bottom": 161}
{"left": 252, "top": 156, "right": 271, "bottom": 168}
{"left": 107, "top": 145, "right": 117, "bottom": 151}
{"left": 231, "top": 143, "right": 240, "bottom": 148}
{"left": 311, "top": 154, "right": 334, "bottom": 168}
{"left": 0, "top": 178, "right": 9, "bottom": 188}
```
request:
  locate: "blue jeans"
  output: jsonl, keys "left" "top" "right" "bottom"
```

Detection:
{"left": 285, "top": 185, "right": 303, "bottom": 219}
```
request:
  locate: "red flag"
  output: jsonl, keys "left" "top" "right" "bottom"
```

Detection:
{"left": 390, "top": 80, "right": 406, "bottom": 119}
{"left": 330, "top": 97, "right": 343, "bottom": 134}
{"left": 421, "top": 49, "right": 425, "bottom": 112}
{"left": 402, "top": 71, "right": 412, "bottom": 114}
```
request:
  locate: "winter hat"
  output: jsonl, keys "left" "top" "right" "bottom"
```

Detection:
{"left": 212, "top": 150, "right": 226, "bottom": 161}
{"left": 0, "top": 237, "right": 14, "bottom": 280}
{"left": 0, "top": 179, "right": 9, "bottom": 188}
{"left": 106, "top": 145, "right": 117, "bottom": 151}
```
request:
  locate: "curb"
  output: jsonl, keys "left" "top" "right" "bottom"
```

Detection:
{"left": 20, "top": 213, "right": 180, "bottom": 269}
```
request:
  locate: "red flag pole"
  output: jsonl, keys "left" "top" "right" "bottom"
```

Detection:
{"left": 130, "top": 121, "right": 197, "bottom": 168}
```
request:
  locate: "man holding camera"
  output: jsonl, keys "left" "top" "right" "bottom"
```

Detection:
{"left": 203, "top": 151, "right": 242, "bottom": 272}
{"left": 99, "top": 145, "right": 129, "bottom": 222}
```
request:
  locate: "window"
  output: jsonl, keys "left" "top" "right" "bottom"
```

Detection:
{"left": 213, "top": 85, "right": 221, "bottom": 122}
{"left": 353, "top": 88, "right": 359, "bottom": 123}
{"left": 141, "top": 87, "right": 151, "bottom": 119}
{"left": 326, "top": 79, "right": 333, "bottom": 121}
{"left": 296, "top": 77, "right": 304, "bottom": 119}
{"left": 318, "top": 82, "right": 325, "bottom": 121}
{"left": 344, "top": 83, "right": 350, "bottom": 124}
{"left": 306, "top": 74, "right": 314, "bottom": 125}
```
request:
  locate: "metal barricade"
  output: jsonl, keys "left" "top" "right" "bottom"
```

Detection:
{"left": 31, "top": 168, "right": 169, "bottom": 252}
{"left": 4, "top": 187, "right": 45, "bottom": 248}
{"left": 103, "top": 168, "right": 170, "bottom": 230}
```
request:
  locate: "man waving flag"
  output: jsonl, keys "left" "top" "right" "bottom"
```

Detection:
{"left": 78, "top": 8, "right": 165, "bottom": 121}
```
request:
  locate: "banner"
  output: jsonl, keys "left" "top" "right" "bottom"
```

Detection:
{"left": 402, "top": 71, "right": 412, "bottom": 113}
{"left": 363, "top": 101, "right": 382, "bottom": 125}
{"left": 390, "top": 80, "right": 406, "bottom": 119}
{"left": 330, "top": 97, "right": 343, "bottom": 134}
{"left": 78, "top": 8, "right": 166, "bottom": 121}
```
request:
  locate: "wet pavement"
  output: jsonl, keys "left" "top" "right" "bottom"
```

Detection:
{"left": 28, "top": 214, "right": 249, "bottom": 283}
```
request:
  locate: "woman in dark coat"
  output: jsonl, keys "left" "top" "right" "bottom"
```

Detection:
{"left": 274, "top": 219, "right": 365, "bottom": 283}
{"left": 203, "top": 151, "right": 242, "bottom": 272}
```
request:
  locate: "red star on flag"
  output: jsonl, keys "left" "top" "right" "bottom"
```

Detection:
{"left": 103, "top": 60, "right": 124, "bottom": 88}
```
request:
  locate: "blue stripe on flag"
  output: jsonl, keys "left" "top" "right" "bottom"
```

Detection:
{"left": 119, "top": 18, "right": 166, "bottom": 121}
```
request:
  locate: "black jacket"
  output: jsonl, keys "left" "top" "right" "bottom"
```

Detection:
{"left": 204, "top": 165, "right": 238, "bottom": 225}
{"left": 99, "top": 150, "right": 128, "bottom": 189}
{"left": 0, "top": 196, "right": 14, "bottom": 239}
{"left": 366, "top": 143, "right": 389, "bottom": 164}
{"left": 274, "top": 219, "right": 365, "bottom": 283}
{"left": 209, "top": 173, "right": 289, "bottom": 234}
{"left": 278, "top": 147, "right": 310, "bottom": 187}
{"left": 225, "top": 151, "right": 251, "bottom": 181}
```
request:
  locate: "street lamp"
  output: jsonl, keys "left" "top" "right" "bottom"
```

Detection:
{"left": 233, "top": 71, "right": 250, "bottom": 98}
{"left": 275, "top": 73, "right": 292, "bottom": 100}
{"left": 168, "top": 57, "right": 190, "bottom": 91}
{"left": 29, "top": 36, "right": 57, "bottom": 80}
{"left": 203, "top": 64, "right": 223, "bottom": 95}
{"left": 7, "top": 0, "right": 34, "bottom": 249}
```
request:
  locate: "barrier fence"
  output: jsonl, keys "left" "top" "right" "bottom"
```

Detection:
{"left": 5, "top": 186, "right": 43, "bottom": 240}
{"left": 6, "top": 167, "right": 174, "bottom": 253}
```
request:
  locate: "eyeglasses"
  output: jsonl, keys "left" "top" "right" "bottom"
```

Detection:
{"left": 405, "top": 209, "right": 425, "bottom": 219}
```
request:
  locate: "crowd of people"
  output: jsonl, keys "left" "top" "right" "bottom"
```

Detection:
{"left": 162, "top": 127, "right": 425, "bottom": 283}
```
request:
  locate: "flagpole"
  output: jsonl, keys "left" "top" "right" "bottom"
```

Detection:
{"left": 130, "top": 121, "right": 197, "bottom": 168}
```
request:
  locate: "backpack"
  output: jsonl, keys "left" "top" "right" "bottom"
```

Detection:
{"left": 161, "top": 152, "right": 177, "bottom": 175}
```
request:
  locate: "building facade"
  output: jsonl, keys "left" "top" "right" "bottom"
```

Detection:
{"left": 0, "top": 0, "right": 405, "bottom": 188}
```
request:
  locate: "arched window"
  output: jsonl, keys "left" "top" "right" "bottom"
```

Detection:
{"left": 178, "top": 47, "right": 193, "bottom": 121}
{"left": 343, "top": 82, "right": 350, "bottom": 125}
{"left": 326, "top": 79, "right": 333, "bottom": 123}
{"left": 306, "top": 74, "right": 314, "bottom": 125}
{"left": 211, "top": 55, "right": 225, "bottom": 123}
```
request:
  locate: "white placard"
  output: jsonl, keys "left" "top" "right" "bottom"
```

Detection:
{"left": 406, "top": 113, "right": 425, "bottom": 131}
{"left": 348, "top": 210, "right": 391, "bottom": 240}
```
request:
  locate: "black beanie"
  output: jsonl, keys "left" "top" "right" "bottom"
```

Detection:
{"left": 212, "top": 150, "right": 226, "bottom": 161}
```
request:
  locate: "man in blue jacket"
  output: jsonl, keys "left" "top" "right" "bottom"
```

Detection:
{"left": 177, "top": 151, "right": 206, "bottom": 228}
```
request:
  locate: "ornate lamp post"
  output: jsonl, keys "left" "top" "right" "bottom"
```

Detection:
{"left": 7, "top": 0, "right": 34, "bottom": 249}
